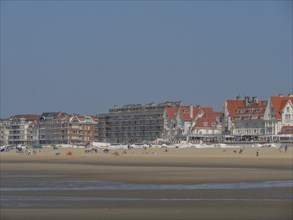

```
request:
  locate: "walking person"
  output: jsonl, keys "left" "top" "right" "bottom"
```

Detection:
{"left": 285, "top": 145, "right": 288, "bottom": 153}
{"left": 256, "top": 148, "right": 259, "bottom": 157}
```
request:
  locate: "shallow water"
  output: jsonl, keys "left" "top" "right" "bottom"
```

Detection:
{"left": 1, "top": 178, "right": 292, "bottom": 208}
{"left": 1, "top": 180, "right": 292, "bottom": 191}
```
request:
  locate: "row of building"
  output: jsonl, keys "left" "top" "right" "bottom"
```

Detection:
{"left": 0, "top": 112, "right": 98, "bottom": 146}
{"left": 1, "top": 94, "right": 292, "bottom": 146}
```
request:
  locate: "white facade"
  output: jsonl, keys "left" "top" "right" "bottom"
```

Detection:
{"left": 263, "top": 97, "right": 293, "bottom": 135}
{"left": 0, "top": 119, "right": 11, "bottom": 145}
{"left": 281, "top": 101, "right": 293, "bottom": 127}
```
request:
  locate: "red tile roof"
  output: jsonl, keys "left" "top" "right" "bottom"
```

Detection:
{"left": 226, "top": 100, "right": 246, "bottom": 121}
{"left": 166, "top": 106, "right": 214, "bottom": 122}
{"left": 234, "top": 100, "right": 267, "bottom": 120}
{"left": 201, "top": 107, "right": 213, "bottom": 114}
{"left": 193, "top": 112, "right": 221, "bottom": 128}
{"left": 166, "top": 107, "right": 178, "bottom": 120}
{"left": 278, "top": 126, "right": 293, "bottom": 134}
{"left": 271, "top": 96, "right": 293, "bottom": 120}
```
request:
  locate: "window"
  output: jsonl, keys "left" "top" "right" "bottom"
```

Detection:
{"left": 287, "top": 107, "right": 290, "bottom": 113}
{"left": 285, "top": 114, "right": 291, "bottom": 120}
{"left": 203, "top": 122, "right": 208, "bottom": 127}
{"left": 256, "top": 108, "right": 261, "bottom": 112}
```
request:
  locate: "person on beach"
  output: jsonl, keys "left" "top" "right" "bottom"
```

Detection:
{"left": 256, "top": 149, "right": 259, "bottom": 157}
{"left": 284, "top": 145, "right": 288, "bottom": 153}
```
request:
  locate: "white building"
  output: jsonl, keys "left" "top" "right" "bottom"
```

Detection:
{"left": 8, "top": 115, "right": 40, "bottom": 146}
{"left": 263, "top": 95, "right": 293, "bottom": 136}
{"left": 163, "top": 105, "right": 213, "bottom": 143}
{"left": 223, "top": 96, "right": 267, "bottom": 140}
{"left": 0, "top": 119, "right": 11, "bottom": 145}
{"left": 191, "top": 112, "right": 222, "bottom": 136}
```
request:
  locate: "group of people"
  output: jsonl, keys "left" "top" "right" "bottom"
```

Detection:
{"left": 279, "top": 144, "right": 289, "bottom": 153}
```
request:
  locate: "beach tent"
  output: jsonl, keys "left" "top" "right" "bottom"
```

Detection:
{"left": 66, "top": 151, "right": 73, "bottom": 156}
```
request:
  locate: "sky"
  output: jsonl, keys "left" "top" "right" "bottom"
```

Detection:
{"left": 1, "top": 1, "right": 292, "bottom": 118}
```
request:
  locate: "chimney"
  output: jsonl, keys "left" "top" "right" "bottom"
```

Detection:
{"left": 236, "top": 95, "right": 241, "bottom": 100}
{"left": 279, "top": 94, "right": 283, "bottom": 97}
{"left": 244, "top": 96, "right": 250, "bottom": 106}
{"left": 190, "top": 105, "right": 193, "bottom": 119}
{"left": 252, "top": 96, "right": 258, "bottom": 104}
{"left": 288, "top": 94, "right": 293, "bottom": 97}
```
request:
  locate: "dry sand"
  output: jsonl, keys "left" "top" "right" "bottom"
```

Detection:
{"left": 1, "top": 147, "right": 292, "bottom": 219}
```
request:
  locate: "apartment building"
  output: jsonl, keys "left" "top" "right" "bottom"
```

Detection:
{"left": 8, "top": 114, "right": 41, "bottom": 145}
{"left": 39, "top": 112, "right": 98, "bottom": 145}
{"left": 223, "top": 96, "right": 268, "bottom": 139}
{"left": 233, "top": 97, "right": 267, "bottom": 138}
{"left": 97, "top": 102, "right": 181, "bottom": 144}
{"left": 0, "top": 119, "right": 11, "bottom": 145}
{"left": 39, "top": 112, "right": 68, "bottom": 144}
{"left": 68, "top": 115, "right": 98, "bottom": 144}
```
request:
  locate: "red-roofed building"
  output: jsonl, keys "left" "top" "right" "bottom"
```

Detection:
{"left": 39, "top": 112, "right": 98, "bottom": 145}
{"left": 223, "top": 96, "right": 268, "bottom": 138}
{"left": 191, "top": 112, "right": 222, "bottom": 137}
{"left": 278, "top": 126, "right": 293, "bottom": 135}
{"left": 68, "top": 115, "right": 97, "bottom": 144}
{"left": 264, "top": 95, "right": 293, "bottom": 135}
{"left": 163, "top": 105, "right": 215, "bottom": 143}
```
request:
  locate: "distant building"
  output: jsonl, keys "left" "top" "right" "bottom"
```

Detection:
{"left": 8, "top": 114, "right": 41, "bottom": 145}
{"left": 68, "top": 115, "right": 98, "bottom": 144}
{"left": 97, "top": 102, "right": 181, "bottom": 144}
{"left": 39, "top": 112, "right": 98, "bottom": 145}
{"left": 263, "top": 95, "right": 293, "bottom": 136}
{"left": 191, "top": 111, "right": 222, "bottom": 137}
{"left": 39, "top": 112, "right": 68, "bottom": 145}
{"left": 163, "top": 105, "right": 214, "bottom": 143}
{"left": 233, "top": 97, "right": 267, "bottom": 138}
{"left": 223, "top": 96, "right": 267, "bottom": 139}
{"left": 0, "top": 119, "right": 11, "bottom": 145}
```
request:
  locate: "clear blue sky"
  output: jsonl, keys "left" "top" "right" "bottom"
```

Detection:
{"left": 1, "top": 1, "right": 292, "bottom": 117}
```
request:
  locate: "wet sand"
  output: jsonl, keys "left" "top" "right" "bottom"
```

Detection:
{"left": 1, "top": 147, "right": 292, "bottom": 219}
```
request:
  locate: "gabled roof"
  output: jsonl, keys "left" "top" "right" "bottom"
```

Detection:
{"left": 270, "top": 96, "right": 293, "bottom": 119}
{"left": 226, "top": 100, "right": 246, "bottom": 121}
{"left": 166, "top": 106, "right": 214, "bottom": 122}
{"left": 193, "top": 112, "right": 221, "bottom": 128}
{"left": 279, "top": 99, "right": 293, "bottom": 112}
{"left": 179, "top": 106, "right": 194, "bottom": 121}
{"left": 165, "top": 107, "right": 179, "bottom": 120}
{"left": 201, "top": 107, "right": 213, "bottom": 114}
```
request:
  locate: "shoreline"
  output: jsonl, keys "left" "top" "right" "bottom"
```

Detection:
{"left": 1, "top": 147, "right": 292, "bottom": 220}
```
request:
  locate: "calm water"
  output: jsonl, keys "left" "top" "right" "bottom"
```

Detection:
{"left": 1, "top": 180, "right": 293, "bottom": 191}
{"left": 1, "top": 174, "right": 292, "bottom": 208}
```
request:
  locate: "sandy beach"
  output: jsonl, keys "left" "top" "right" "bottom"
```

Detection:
{"left": 1, "top": 146, "right": 292, "bottom": 219}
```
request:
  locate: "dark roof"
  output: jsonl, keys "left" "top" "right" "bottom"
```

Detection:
{"left": 41, "top": 112, "right": 60, "bottom": 117}
{"left": 13, "top": 114, "right": 41, "bottom": 121}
